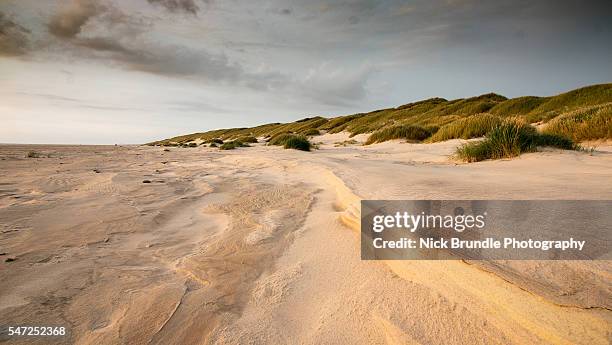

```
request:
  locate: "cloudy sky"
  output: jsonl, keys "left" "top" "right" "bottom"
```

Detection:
{"left": 1, "top": 0, "right": 611, "bottom": 144}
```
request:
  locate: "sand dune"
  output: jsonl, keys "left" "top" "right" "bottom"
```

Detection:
{"left": 0, "top": 139, "right": 610, "bottom": 344}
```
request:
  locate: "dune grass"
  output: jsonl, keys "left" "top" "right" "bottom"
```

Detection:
{"left": 149, "top": 84, "right": 612, "bottom": 147}
{"left": 267, "top": 133, "right": 294, "bottom": 146}
{"left": 365, "top": 124, "right": 435, "bottom": 145}
{"left": 457, "top": 120, "right": 577, "bottom": 162}
{"left": 542, "top": 103, "right": 611, "bottom": 142}
{"left": 282, "top": 136, "right": 311, "bottom": 151}
{"left": 267, "top": 133, "right": 311, "bottom": 151}
{"left": 428, "top": 113, "right": 502, "bottom": 142}
{"left": 302, "top": 128, "right": 320, "bottom": 136}
{"left": 205, "top": 138, "right": 224, "bottom": 144}
{"left": 236, "top": 136, "right": 258, "bottom": 143}
{"left": 220, "top": 140, "right": 249, "bottom": 150}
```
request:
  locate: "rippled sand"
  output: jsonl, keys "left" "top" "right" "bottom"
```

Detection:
{"left": 1, "top": 137, "right": 610, "bottom": 344}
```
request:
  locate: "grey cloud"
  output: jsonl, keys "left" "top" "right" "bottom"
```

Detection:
{"left": 297, "top": 63, "right": 375, "bottom": 106}
{"left": 0, "top": 12, "right": 31, "bottom": 56}
{"left": 70, "top": 33, "right": 288, "bottom": 91}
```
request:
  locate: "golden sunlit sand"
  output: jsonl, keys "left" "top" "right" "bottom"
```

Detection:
{"left": 1, "top": 137, "right": 611, "bottom": 344}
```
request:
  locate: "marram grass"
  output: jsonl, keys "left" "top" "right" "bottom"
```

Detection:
{"left": 282, "top": 136, "right": 311, "bottom": 151}
{"left": 236, "top": 136, "right": 258, "bottom": 143}
{"left": 428, "top": 113, "right": 502, "bottom": 142}
{"left": 542, "top": 103, "right": 612, "bottom": 142}
{"left": 457, "top": 119, "right": 577, "bottom": 162}
{"left": 149, "top": 84, "right": 612, "bottom": 147}
{"left": 220, "top": 140, "right": 249, "bottom": 150}
{"left": 365, "top": 124, "right": 435, "bottom": 145}
{"left": 268, "top": 133, "right": 311, "bottom": 151}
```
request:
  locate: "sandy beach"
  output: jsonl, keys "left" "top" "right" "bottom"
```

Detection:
{"left": 0, "top": 136, "right": 610, "bottom": 345}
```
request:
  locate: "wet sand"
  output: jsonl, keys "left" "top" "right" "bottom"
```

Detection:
{"left": 0, "top": 137, "right": 611, "bottom": 344}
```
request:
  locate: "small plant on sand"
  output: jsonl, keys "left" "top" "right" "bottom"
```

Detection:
{"left": 209, "top": 142, "right": 218, "bottom": 147}
{"left": 267, "top": 133, "right": 311, "bottom": 151}
{"left": 267, "top": 133, "right": 294, "bottom": 146}
{"left": 365, "top": 124, "right": 434, "bottom": 145}
{"left": 26, "top": 151, "right": 40, "bottom": 158}
{"left": 206, "top": 138, "right": 224, "bottom": 144}
{"left": 457, "top": 119, "right": 577, "bottom": 162}
{"left": 220, "top": 140, "right": 249, "bottom": 150}
{"left": 428, "top": 113, "right": 502, "bottom": 142}
{"left": 542, "top": 103, "right": 612, "bottom": 142}
{"left": 283, "top": 136, "right": 311, "bottom": 151}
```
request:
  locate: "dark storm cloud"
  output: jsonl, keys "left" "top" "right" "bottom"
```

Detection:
{"left": 290, "top": 0, "right": 612, "bottom": 51}
{"left": 7, "top": 0, "right": 612, "bottom": 107}
{"left": 0, "top": 12, "right": 31, "bottom": 56}
{"left": 43, "top": 0, "right": 266, "bottom": 85}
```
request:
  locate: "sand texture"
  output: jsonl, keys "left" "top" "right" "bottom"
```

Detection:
{"left": 0, "top": 137, "right": 611, "bottom": 344}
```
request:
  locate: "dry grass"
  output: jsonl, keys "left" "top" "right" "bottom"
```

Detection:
{"left": 365, "top": 125, "right": 435, "bottom": 145}
{"left": 542, "top": 103, "right": 612, "bottom": 142}
{"left": 457, "top": 119, "right": 577, "bottom": 162}
{"left": 428, "top": 113, "right": 502, "bottom": 142}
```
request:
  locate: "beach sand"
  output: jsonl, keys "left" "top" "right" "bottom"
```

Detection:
{"left": 1, "top": 136, "right": 611, "bottom": 344}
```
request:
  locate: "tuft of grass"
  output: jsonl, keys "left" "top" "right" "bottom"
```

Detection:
{"left": 283, "top": 136, "right": 311, "bottom": 151}
{"left": 457, "top": 120, "right": 577, "bottom": 162}
{"left": 26, "top": 151, "right": 40, "bottom": 158}
{"left": 267, "top": 133, "right": 294, "bottom": 146}
{"left": 542, "top": 103, "right": 611, "bottom": 142}
{"left": 205, "top": 138, "right": 224, "bottom": 144}
{"left": 267, "top": 133, "right": 311, "bottom": 151}
{"left": 236, "top": 136, "right": 258, "bottom": 143}
{"left": 220, "top": 140, "right": 249, "bottom": 150}
{"left": 365, "top": 124, "right": 434, "bottom": 145}
{"left": 535, "top": 133, "right": 576, "bottom": 149}
{"left": 428, "top": 113, "right": 502, "bottom": 142}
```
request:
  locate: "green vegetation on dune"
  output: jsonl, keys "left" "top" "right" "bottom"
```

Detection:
{"left": 457, "top": 119, "right": 577, "bottom": 162}
{"left": 282, "top": 136, "right": 311, "bottom": 151}
{"left": 428, "top": 113, "right": 502, "bottom": 142}
{"left": 365, "top": 124, "right": 435, "bottom": 145}
{"left": 542, "top": 103, "right": 612, "bottom": 142}
{"left": 489, "top": 96, "right": 545, "bottom": 116}
{"left": 220, "top": 140, "right": 249, "bottom": 150}
{"left": 236, "top": 136, "right": 258, "bottom": 143}
{"left": 302, "top": 128, "right": 320, "bottom": 136}
{"left": 267, "top": 133, "right": 295, "bottom": 146}
{"left": 150, "top": 83, "right": 612, "bottom": 148}
{"left": 267, "top": 133, "right": 312, "bottom": 151}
